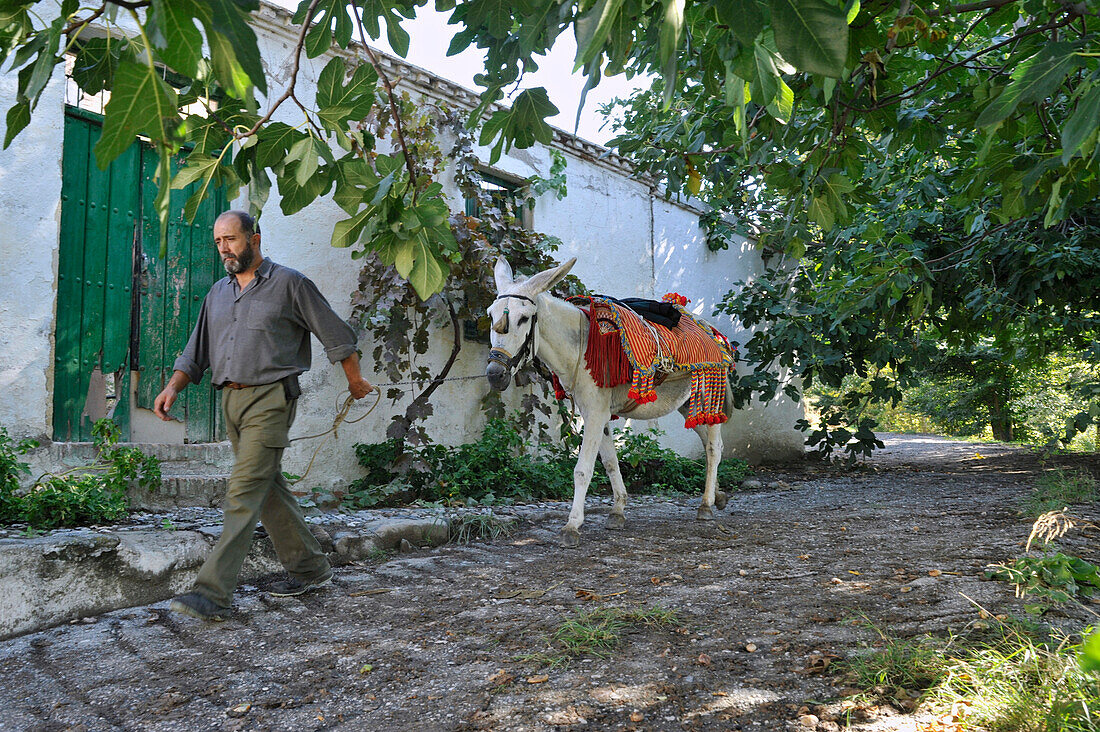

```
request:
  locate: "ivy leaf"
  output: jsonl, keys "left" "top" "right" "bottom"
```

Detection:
{"left": 573, "top": 0, "right": 628, "bottom": 70}
{"left": 3, "top": 98, "right": 30, "bottom": 149}
{"left": 463, "top": 0, "right": 519, "bottom": 38}
{"left": 316, "top": 56, "right": 378, "bottom": 121}
{"left": 205, "top": 0, "right": 266, "bottom": 94}
{"left": 976, "top": 42, "right": 1082, "bottom": 128}
{"left": 479, "top": 88, "right": 558, "bottom": 163}
{"left": 768, "top": 0, "right": 848, "bottom": 78}
{"left": 406, "top": 233, "right": 448, "bottom": 299}
{"left": 753, "top": 39, "right": 779, "bottom": 105}
{"left": 659, "top": 0, "right": 685, "bottom": 109}
{"left": 171, "top": 153, "right": 241, "bottom": 223}
{"left": 713, "top": 0, "right": 763, "bottom": 45}
{"left": 71, "top": 36, "right": 127, "bottom": 96}
{"left": 1061, "top": 83, "right": 1100, "bottom": 164}
{"left": 768, "top": 76, "right": 793, "bottom": 124}
{"left": 147, "top": 0, "right": 205, "bottom": 78}
{"left": 94, "top": 60, "right": 179, "bottom": 168}
{"left": 808, "top": 195, "right": 834, "bottom": 230}
{"left": 303, "top": 0, "right": 355, "bottom": 57}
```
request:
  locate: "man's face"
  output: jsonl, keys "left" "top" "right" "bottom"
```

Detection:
{"left": 213, "top": 216, "right": 258, "bottom": 275}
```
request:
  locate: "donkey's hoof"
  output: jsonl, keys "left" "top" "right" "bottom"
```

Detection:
{"left": 714, "top": 490, "right": 729, "bottom": 511}
{"left": 606, "top": 513, "right": 626, "bottom": 530}
{"left": 560, "top": 527, "right": 581, "bottom": 548}
{"left": 696, "top": 505, "right": 715, "bottom": 521}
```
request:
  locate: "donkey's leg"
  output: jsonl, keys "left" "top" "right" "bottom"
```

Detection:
{"left": 599, "top": 425, "right": 628, "bottom": 530}
{"left": 561, "top": 416, "right": 609, "bottom": 548}
{"left": 693, "top": 423, "right": 724, "bottom": 520}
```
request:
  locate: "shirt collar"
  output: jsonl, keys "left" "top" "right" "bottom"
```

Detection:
{"left": 228, "top": 257, "right": 274, "bottom": 288}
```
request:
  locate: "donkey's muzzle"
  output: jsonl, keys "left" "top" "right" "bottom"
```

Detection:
{"left": 486, "top": 361, "right": 509, "bottom": 391}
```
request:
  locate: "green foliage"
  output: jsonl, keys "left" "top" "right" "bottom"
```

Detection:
{"left": 0, "top": 426, "right": 38, "bottom": 525}
{"left": 1081, "top": 631, "right": 1100, "bottom": 674}
{"left": 839, "top": 619, "right": 1100, "bottom": 731}
{"left": 349, "top": 414, "right": 575, "bottom": 506}
{"left": 349, "top": 419, "right": 748, "bottom": 507}
{"left": 1024, "top": 467, "right": 1098, "bottom": 517}
{"left": 348, "top": 104, "right": 578, "bottom": 452}
{"left": 0, "top": 419, "right": 160, "bottom": 530}
{"left": 987, "top": 554, "right": 1100, "bottom": 614}
{"left": 520, "top": 605, "right": 682, "bottom": 667}
{"left": 613, "top": 426, "right": 751, "bottom": 492}
{"left": 448, "top": 511, "right": 517, "bottom": 544}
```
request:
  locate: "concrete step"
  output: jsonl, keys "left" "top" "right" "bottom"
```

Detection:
{"left": 26, "top": 441, "right": 234, "bottom": 512}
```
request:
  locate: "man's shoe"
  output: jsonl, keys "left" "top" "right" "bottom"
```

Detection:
{"left": 169, "top": 592, "right": 231, "bottom": 621}
{"left": 267, "top": 570, "right": 333, "bottom": 597}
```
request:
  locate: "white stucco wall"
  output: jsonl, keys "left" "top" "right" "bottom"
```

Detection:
{"left": 0, "top": 2, "right": 802, "bottom": 496}
{"left": 0, "top": 70, "right": 65, "bottom": 441}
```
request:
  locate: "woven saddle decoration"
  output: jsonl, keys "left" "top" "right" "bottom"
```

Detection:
{"left": 568, "top": 294, "right": 735, "bottom": 429}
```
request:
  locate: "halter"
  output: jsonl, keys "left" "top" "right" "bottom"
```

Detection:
{"left": 487, "top": 293, "right": 538, "bottom": 373}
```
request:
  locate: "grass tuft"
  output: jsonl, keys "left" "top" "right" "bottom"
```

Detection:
{"left": 518, "top": 605, "right": 682, "bottom": 668}
{"left": 1023, "top": 467, "right": 1097, "bottom": 517}
{"left": 447, "top": 512, "right": 517, "bottom": 545}
{"left": 836, "top": 617, "right": 1100, "bottom": 731}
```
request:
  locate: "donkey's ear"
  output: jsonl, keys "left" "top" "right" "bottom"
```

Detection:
{"left": 494, "top": 257, "right": 514, "bottom": 292}
{"left": 524, "top": 257, "right": 576, "bottom": 295}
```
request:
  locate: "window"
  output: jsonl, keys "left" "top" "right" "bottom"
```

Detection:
{"left": 464, "top": 171, "right": 530, "bottom": 228}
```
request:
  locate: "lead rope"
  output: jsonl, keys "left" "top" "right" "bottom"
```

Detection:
{"left": 288, "top": 389, "right": 382, "bottom": 485}
{"left": 285, "top": 374, "right": 489, "bottom": 486}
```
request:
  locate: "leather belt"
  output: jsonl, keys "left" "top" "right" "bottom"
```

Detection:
{"left": 222, "top": 381, "right": 257, "bottom": 390}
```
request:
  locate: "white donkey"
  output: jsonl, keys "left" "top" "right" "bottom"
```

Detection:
{"left": 485, "top": 257, "right": 732, "bottom": 547}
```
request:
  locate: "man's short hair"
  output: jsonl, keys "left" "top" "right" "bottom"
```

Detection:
{"left": 219, "top": 210, "right": 260, "bottom": 237}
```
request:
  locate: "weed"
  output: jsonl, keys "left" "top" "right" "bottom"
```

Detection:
{"left": 518, "top": 605, "right": 682, "bottom": 667}
{"left": 160, "top": 518, "right": 176, "bottom": 531}
{"left": 1, "top": 420, "right": 160, "bottom": 529}
{"left": 448, "top": 512, "right": 517, "bottom": 545}
{"left": 986, "top": 553, "right": 1100, "bottom": 613}
{"left": 836, "top": 619, "right": 1100, "bottom": 731}
{"left": 986, "top": 509, "right": 1100, "bottom": 615}
{"left": 1024, "top": 467, "right": 1098, "bottom": 517}
{"left": 348, "top": 417, "right": 751, "bottom": 508}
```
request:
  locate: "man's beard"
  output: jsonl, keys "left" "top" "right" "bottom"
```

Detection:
{"left": 223, "top": 246, "right": 256, "bottom": 275}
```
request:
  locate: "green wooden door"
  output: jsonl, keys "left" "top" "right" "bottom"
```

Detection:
{"left": 135, "top": 148, "right": 225, "bottom": 443}
{"left": 54, "top": 108, "right": 225, "bottom": 442}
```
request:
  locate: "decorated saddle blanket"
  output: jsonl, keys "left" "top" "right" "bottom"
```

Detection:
{"left": 567, "top": 294, "right": 735, "bottom": 429}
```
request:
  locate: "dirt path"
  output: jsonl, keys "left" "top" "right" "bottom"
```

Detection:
{"left": 1, "top": 434, "right": 1097, "bottom": 732}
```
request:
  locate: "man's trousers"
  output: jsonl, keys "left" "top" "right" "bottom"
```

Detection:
{"left": 193, "top": 382, "right": 330, "bottom": 607}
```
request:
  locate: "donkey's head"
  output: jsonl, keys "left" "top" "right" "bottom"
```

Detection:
{"left": 485, "top": 256, "right": 576, "bottom": 391}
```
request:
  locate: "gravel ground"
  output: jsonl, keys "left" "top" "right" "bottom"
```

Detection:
{"left": 0, "top": 433, "right": 1097, "bottom": 732}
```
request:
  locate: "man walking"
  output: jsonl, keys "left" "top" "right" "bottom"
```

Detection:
{"left": 154, "top": 210, "right": 375, "bottom": 620}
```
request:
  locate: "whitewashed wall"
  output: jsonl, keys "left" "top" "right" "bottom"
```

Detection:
{"left": 0, "top": 2, "right": 802, "bottom": 495}
{"left": 0, "top": 70, "right": 65, "bottom": 441}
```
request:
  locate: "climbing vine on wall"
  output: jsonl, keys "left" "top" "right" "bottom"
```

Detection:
{"left": 347, "top": 101, "right": 584, "bottom": 462}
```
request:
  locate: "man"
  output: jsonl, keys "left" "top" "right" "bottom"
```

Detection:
{"left": 154, "top": 210, "right": 375, "bottom": 620}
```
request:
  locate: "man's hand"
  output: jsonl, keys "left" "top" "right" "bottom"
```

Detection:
{"left": 347, "top": 376, "right": 377, "bottom": 400}
{"left": 153, "top": 371, "right": 192, "bottom": 421}
{"left": 153, "top": 385, "right": 180, "bottom": 421}
{"left": 341, "top": 352, "right": 377, "bottom": 399}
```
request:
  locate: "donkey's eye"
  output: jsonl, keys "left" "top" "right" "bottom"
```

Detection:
{"left": 517, "top": 315, "right": 529, "bottom": 326}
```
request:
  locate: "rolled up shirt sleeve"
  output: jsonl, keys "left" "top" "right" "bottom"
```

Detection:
{"left": 292, "top": 276, "right": 358, "bottom": 363}
{"left": 173, "top": 297, "right": 211, "bottom": 383}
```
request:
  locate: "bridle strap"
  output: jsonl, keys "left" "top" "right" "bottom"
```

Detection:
{"left": 488, "top": 293, "right": 539, "bottom": 372}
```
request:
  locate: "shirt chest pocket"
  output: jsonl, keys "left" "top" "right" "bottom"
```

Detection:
{"left": 247, "top": 302, "right": 282, "bottom": 331}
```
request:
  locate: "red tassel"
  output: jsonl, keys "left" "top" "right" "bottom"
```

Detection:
{"left": 551, "top": 373, "right": 566, "bottom": 400}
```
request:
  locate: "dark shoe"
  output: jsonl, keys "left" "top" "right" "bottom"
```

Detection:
{"left": 267, "top": 570, "right": 333, "bottom": 597}
{"left": 169, "top": 592, "right": 231, "bottom": 621}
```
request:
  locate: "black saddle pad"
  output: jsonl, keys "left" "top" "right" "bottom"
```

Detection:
{"left": 594, "top": 295, "right": 682, "bottom": 329}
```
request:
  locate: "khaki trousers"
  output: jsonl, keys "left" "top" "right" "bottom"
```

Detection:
{"left": 193, "top": 382, "right": 330, "bottom": 607}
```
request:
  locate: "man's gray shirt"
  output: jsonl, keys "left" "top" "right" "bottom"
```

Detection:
{"left": 174, "top": 258, "right": 357, "bottom": 387}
